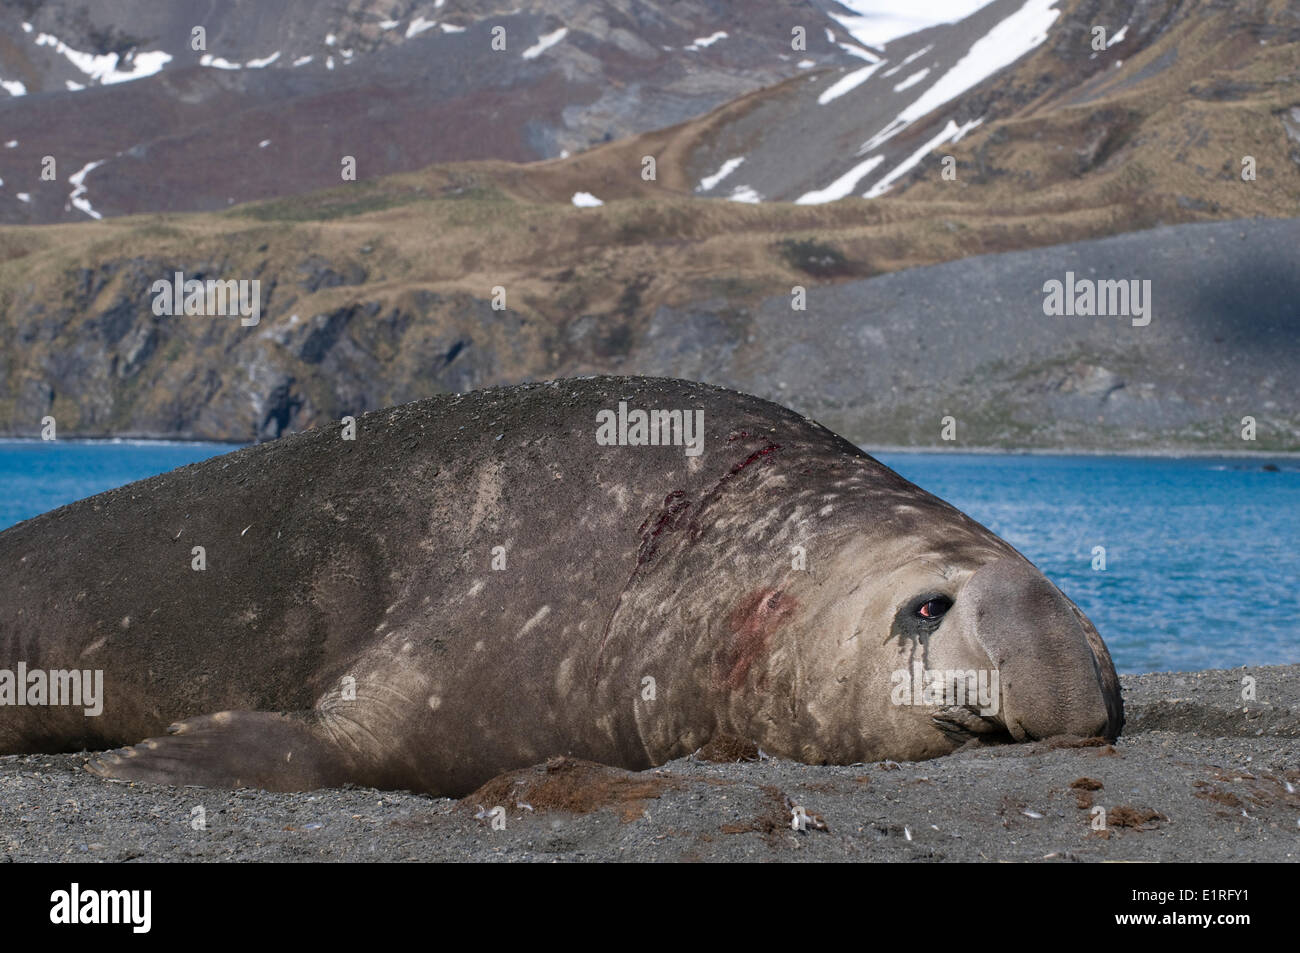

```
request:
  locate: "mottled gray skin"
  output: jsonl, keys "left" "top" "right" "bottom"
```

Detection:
{"left": 0, "top": 377, "right": 1122, "bottom": 795}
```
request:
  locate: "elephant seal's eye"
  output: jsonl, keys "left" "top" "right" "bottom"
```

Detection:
{"left": 918, "top": 596, "right": 952, "bottom": 620}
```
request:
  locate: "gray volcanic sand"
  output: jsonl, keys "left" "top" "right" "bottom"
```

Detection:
{"left": 2, "top": 667, "right": 1297, "bottom": 863}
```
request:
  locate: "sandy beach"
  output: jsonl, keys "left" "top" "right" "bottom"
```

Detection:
{"left": 1, "top": 666, "right": 1295, "bottom": 863}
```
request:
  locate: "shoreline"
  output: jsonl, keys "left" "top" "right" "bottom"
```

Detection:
{"left": 0, "top": 437, "right": 244, "bottom": 447}
{"left": 2, "top": 436, "right": 1297, "bottom": 460}
{"left": 865, "top": 445, "right": 1300, "bottom": 459}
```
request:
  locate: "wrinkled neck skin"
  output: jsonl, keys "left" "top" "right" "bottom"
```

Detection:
{"left": 594, "top": 451, "right": 1122, "bottom": 768}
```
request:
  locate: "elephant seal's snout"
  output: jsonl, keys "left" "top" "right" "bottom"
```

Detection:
{"left": 964, "top": 557, "right": 1122, "bottom": 742}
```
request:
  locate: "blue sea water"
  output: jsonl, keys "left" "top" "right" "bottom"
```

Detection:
{"left": 875, "top": 452, "right": 1299, "bottom": 674}
{"left": 0, "top": 440, "right": 237, "bottom": 532}
{"left": 0, "top": 440, "right": 1295, "bottom": 674}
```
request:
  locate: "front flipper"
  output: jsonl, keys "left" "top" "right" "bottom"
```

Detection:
{"left": 86, "top": 710, "right": 354, "bottom": 791}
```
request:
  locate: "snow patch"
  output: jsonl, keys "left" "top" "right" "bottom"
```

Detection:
{"left": 199, "top": 54, "right": 241, "bottom": 70}
{"left": 17, "top": 192, "right": 30, "bottom": 203}
{"left": 893, "top": 67, "right": 930, "bottom": 92}
{"left": 571, "top": 191, "right": 603, "bottom": 207}
{"left": 245, "top": 51, "right": 281, "bottom": 68}
{"left": 864, "top": 117, "right": 981, "bottom": 197}
{"left": 1107, "top": 24, "right": 1128, "bottom": 47}
{"left": 856, "top": 0, "right": 1058, "bottom": 155}
{"left": 859, "top": 117, "right": 909, "bottom": 154}
{"left": 36, "top": 33, "right": 173, "bottom": 85}
{"left": 686, "top": 31, "right": 728, "bottom": 51}
{"left": 727, "top": 185, "right": 762, "bottom": 203}
{"left": 259, "top": 139, "right": 271, "bottom": 148}
{"left": 797, "top": 59, "right": 816, "bottom": 68}
{"left": 523, "top": 28, "right": 568, "bottom": 59}
{"left": 839, "top": 42, "right": 882, "bottom": 61}
{"left": 951, "top": 116, "right": 984, "bottom": 142}
{"left": 818, "top": 58, "right": 886, "bottom": 104}
{"left": 293, "top": 55, "right": 313, "bottom": 66}
{"left": 68, "top": 159, "right": 105, "bottom": 220}
{"left": 795, "top": 155, "right": 885, "bottom": 204}
{"left": 830, "top": 1, "right": 996, "bottom": 50}
{"left": 883, "top": 44, "right": 933, "bottom": 77}
{"left": 4, "top": 140, "right": 17, "bottom": 148}
{"left": 1, "top": 80, "right": 25, "bottom": 96}
{"left": 441, "top": 23, "right": 465, "bottom": 33}
{"left": 894, "top": 0, "right": 1058, "bottom": 124}
{"left": 406, "top": 18, "right": 438, "bottom": 39}
{"left": 697, "top": 156, "right": 745, "bottom": 192}
{"left": 116, "top": 49, "right": 174, "bottom": 82}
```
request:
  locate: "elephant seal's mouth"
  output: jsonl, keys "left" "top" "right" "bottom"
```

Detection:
{"left": 930, "top": 705, "right": 1016, "bottom": 746}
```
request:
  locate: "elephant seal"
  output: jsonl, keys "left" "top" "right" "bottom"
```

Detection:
{"left": 0, "top": 376, "right": 1122, "bottom": 795}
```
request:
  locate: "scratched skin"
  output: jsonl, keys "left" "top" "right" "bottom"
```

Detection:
{"left": 0, "top": 377, "right": 1121, "bottom": 795}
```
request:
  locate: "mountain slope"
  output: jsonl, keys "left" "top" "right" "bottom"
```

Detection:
{"left": 0, "top": 0, "right": 878, "bottom": 223}
{"left": 4, "top": 0, "right": 1294, "bottom": 225}
{"left": 0, "top": 0, "right": 1296, "bottom": 449}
